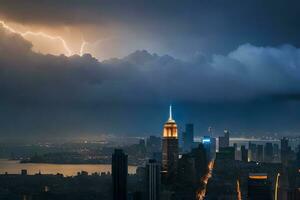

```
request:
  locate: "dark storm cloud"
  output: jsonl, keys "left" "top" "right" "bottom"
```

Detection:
{"left": 1, "top": 25, "right": 300, "bottom": 137}
{"left": 1, "top": 0, "right": 300, "bottom": 58}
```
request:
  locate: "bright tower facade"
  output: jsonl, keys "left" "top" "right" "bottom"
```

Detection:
{"left": 161, "top": 105, "right": 179, "bottom": 181}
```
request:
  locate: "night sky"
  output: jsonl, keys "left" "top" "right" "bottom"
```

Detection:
{"left": 1, "top": 0, "right": 300, "bottom": 139}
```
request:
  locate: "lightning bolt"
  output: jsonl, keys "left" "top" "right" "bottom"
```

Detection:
{"left": 80, "top": 41, "right": 88, "bottom": 56}
{"left": 0, "top": 20, "right": 73, "bottom": 56}
{"left": 79, "top": 38, "right": 109, "bottom": 56}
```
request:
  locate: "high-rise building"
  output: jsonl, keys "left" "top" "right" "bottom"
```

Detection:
{"left": 256, "top": 145, "right": 264, "bottom": 162}
{"left": 249, "top": 142, "right": 257, "bottom": 161}
{"left": 273, "top": 143, "right": 280, "bottom": 162}
{"left": 208, "top": 126, "right": 216, "bottom": 159}
{"left": 146, "top": 159, "right": 161, "bottom": 200}
{"left": 162, "top": 105, "right": 179, "bottom": 182}
{"left": 191, "top": 144, "right": 208, "bottom": 180}
{"left": 219, "top": 129, "right": 230, "bottom": 149}
{"left": 264, "top": 143, "right": 273, "bottom": 163}
{"left": 112, "top": 149, "right": 128, "bottom": 200}
{"left": 247, "top": 173, "right": 272, "bottom": 200}
{"left": 202, "top": 136, "right": 212, "bottom": 161}
{"left": 241, "top": 145, "right": 248, "bottom": 162}
{"left": 210, "top": 137, "right": 217, "bottom": 159}
{"left": 183, "top": 124, "right": 194, "bottom": 152}
{"left": 281, "top": 137, "right": 290, "bottom": 165}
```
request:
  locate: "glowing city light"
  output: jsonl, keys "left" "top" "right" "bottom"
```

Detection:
{"left": 196, "top": 161, "right": 214, "bottom": 200}
{"left": 275, "top": 173, "right": 280, "bottom": 200}
{"left": 202, "top": 138, "right": 211, "bottom": 143}
{"left": 237, "top": 179, "right": 242, "bottom": 200}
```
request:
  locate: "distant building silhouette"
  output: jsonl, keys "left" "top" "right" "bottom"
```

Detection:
{"left": 182, "top": 123, "right": 194, "bottom": 152}
{"left": 264, "top": 143, "right": 273, "bottom": 163}
{"left": 256, "top": 145, "right": 264, "bottom": 162}
{"left": 219, "top": 129, "right": 230, "bottom": 148}
{"left": 241, "top": 145, "right": 248, "bottom": 162}
{"left": 281, "top": 137, "right": 291, "bottom": 165}
{"left": 112, "top": 149, "right": 128, "bottom": 200}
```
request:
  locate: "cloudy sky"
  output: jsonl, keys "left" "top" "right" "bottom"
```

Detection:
{"left": 1, "top": 0, "right": 300, "bottom": 139}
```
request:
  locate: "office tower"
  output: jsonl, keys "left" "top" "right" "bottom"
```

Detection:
{"left": 264, "top": 143, "right": 273, "bottom": 163}
{"left": 191, "top": 144, "right": 208, "bottom": 179}
{"left": 210, "top": 137, "right": 217, "bottom": 159}
{"left": 273, "top": 143, "right": 280, "bottom": 162}
{"left": 146, "top": 159, "right": 161, "bottom": 200}
{"left": 182, "top": 123, "right": 194, "bottom": 152}
{"left": 256, "top": 145, "right": 264, "bottom": 162}
{"left": 281, "top": 137, "right": 290, "bottom": 165}
{"left": 202, "top": 136, "right": 212, "bottom": 160}
{"left": 219, "top": 129, "right": 230, "bottom": 148}
{"left": 248, "top": 142, "right": 257, "bottom": 161}
{"left": 162, "top": 105, "right": 179, "bottom": 181}
{"left": 241, "top": 145, "right": 248, "bottom": 162}
{"left": 247, "top": 173, "right": 272, "bottom": 200}
{"left": 233, "top": 143, "right": 238, "bottom": 160}
{"left": 112, "top": 149, "right": 128, "bottom": 200}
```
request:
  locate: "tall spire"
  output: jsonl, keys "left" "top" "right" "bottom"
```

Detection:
{"left": 168, "top": 105, "right": 173, "bottom": 121}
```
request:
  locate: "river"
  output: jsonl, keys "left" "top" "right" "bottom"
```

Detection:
{"left": 0, "top": 159, "right": 137, "bottom": 176}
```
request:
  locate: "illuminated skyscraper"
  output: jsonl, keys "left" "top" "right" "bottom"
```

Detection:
{"left": 161, "top": 105, "right": 179, "bottom": 181}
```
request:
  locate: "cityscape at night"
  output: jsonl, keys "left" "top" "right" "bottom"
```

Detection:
{"left": 0, "top": 0, "right": 300, "bottom": 200}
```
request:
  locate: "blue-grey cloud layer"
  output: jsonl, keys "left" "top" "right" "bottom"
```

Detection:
{"left": 1, "top": 25, "right": 300, "bottom": 137}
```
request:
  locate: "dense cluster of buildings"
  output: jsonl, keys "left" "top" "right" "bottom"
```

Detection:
{"left": 0, "top": 106, "right": 299, "bottom": 200}
{"left": 111, "top": 106, "right": 300, "bottom": 200}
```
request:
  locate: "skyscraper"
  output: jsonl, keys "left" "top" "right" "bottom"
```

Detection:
{"left": 264, "top": 143, "right": 273, "bottom": 163}
{"left": 256, "top": 145, "right": 264, "bottom": 162}
{"left": 146, "top": 159, "right": 161, "bottom": 200}
{"left": 241, "top": 145, "right": 248, "bottom": 162}
{"left": 112, "top": 149, "right": 128, "bottom": 200}
{"left": 249, "top": 142, "right": 257, "bottom": 161}
{"left": 162, "top": 105, "right": 179, "bottom": 182}
{"left": 281, "top": 137, "right": 290, "bottom": 165}
{"left": 219, "top": 129, "right": 230, "bottom": 149}
{"left": 183, "top": 124, "right": 194, "bottom": 152}
{"left": 202, "top": 136, "right": 212, "bottom": 161}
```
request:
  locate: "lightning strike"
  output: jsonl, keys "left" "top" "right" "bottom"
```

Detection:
{"left": 80, "top": 41, "right": 88, "bottom": 56}
{"left": 0, "top": 20, "right": 72, "bottom": 56}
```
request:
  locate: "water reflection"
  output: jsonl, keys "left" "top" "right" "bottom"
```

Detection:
{"left": 0, "top": 159, "right": 136, "bottom": 176}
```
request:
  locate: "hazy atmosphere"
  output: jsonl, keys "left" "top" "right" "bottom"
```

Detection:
{"left": 1, "top": 0, "right": 300, "bottom": 138}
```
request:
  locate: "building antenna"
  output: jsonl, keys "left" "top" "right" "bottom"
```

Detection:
{"left": 169, "top": 105, "right": 173, "bottom": 121}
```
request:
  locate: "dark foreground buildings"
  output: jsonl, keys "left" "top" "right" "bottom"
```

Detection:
{"left": 247, "top": 173, "right": 272, "bottom": 200}
{"left": 112, "top": 149, "right": 128, "bottom": 200}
